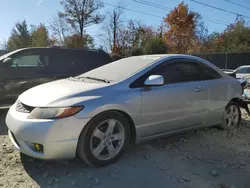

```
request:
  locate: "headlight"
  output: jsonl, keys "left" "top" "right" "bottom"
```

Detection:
{"left": 28, "top": 106, "right": 83, "bottom": 119}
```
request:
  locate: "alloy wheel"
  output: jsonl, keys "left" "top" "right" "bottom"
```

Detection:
{"left": 224, "top": 105, "right": 239, "bottom": 129}
{"left": 90, "top": 119, "right": 125, "bottom": 160}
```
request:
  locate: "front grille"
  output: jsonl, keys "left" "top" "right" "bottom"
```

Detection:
{"left": 16, "top": 100, "right": 35, "bottom": 113}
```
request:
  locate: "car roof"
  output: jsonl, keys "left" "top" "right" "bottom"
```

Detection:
{"left": 133, "top": 54, "right": 213, "bottom": 65}
{"left": 120, "top": 54, "right": 197, "bottom": 67}
{"left": 17, "top": 47, "right": 106, "bottom": 53}
{"left": 133, "top": 54, "right": 210, "bottom": 61}
{"left": 134, "top": 54, "right": 190, "bottom": 58}
{"left": 132, "top": 54, "right": 225, "bottom": 76}
{"left": 237, "top": 65, "right": 250, "bottom": 68}
{"left": 123, "top": 54, "right": 217, "bottom": 67}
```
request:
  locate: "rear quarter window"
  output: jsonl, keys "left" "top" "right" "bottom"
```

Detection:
{"left": 78, "top": 51, "right": 111, "bottom": 70}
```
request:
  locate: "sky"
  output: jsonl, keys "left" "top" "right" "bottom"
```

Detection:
{"left": 0, "top": 0, "right": 250, "bottom": 47}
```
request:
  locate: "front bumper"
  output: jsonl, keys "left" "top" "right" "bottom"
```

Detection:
{"left": 5, "top": 104, "right": 91, "bottom": 160}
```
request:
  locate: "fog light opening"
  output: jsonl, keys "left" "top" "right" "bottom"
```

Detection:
{"left": 34, "top": 144, "right": 42, "bottom": 152}
{"left": 26, "top": 142, "right": 44, "bottom": 153}
{"left": 33, "top": 143, "right": 43, "bottom": 153}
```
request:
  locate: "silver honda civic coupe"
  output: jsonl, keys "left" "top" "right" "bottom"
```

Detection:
{"left": 6, "top": 54, "right": 242, "bottom": 166}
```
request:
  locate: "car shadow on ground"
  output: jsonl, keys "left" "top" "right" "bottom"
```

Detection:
{"left": 19, "top": 132, "right": 204, "bottom": 188}
{"left": 20, "top": 122, "right": 250, "bottom": 188}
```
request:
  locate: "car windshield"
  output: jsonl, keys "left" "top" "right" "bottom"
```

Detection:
{"left": 77, "top": 55, "right": 163, "bottom": 82}
{"left": 236, "top": 67, "right": 250, "bottom": 73}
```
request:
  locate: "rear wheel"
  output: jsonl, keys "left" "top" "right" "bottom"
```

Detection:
{"left": 77, "top": 111, "right": 130, "bottom": 167}
{"left": 219, "top": 101, "right": 241, "bottom": 130}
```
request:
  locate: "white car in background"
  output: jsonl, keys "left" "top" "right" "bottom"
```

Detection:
{"left": 234, "top": 65, "right": 250, "bottom": 80}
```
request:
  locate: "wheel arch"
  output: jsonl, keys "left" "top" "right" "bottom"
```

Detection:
{"left": 115, "top": 110, "right": 136, "bottom": 144}
{"left": 229, "top": 97, "right": 247, "bottom": 110}
{"left": 78, "top": 106, "right": 137, "bottom": 145}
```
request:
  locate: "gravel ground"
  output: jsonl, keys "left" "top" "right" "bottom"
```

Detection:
{"left": 1, "top": 109, "right": 250, "bottom": 188}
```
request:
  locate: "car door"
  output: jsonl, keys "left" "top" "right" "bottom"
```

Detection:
{"left": 0, "top": 49, "right": 49, "bottom": 105}
{"left": 198, "top": 63, "right": 228, "bottom": 125}
{"left": 140, "top": 59, "right": 209, "bottom": 137}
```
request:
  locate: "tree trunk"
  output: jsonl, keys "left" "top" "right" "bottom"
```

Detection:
{"left": 113, "top": 11, "right": 117, "bottom": 50}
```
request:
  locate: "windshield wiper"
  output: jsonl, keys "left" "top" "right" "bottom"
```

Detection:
{"left": 78, "top": 76, "right": 111, "bottom": 83}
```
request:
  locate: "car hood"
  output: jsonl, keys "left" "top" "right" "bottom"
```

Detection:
{"left": 18, "top": 79, "right": 108, "bottom": 107}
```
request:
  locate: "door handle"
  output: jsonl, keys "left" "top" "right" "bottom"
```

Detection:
{"left": 194, "top": 86, "right": 204, "bottom": 92}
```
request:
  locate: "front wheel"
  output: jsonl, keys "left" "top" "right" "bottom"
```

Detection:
{"left": 219, "top": 101, "right": 241, "bottom": 130}
{"left": 77, "top": 111, "right": 130, "bottom": 167}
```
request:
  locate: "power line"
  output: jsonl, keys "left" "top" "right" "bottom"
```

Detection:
{"left": 103, "top": 2, "right": 163, "bottom": 19}
{"left": 133, "top": 0, "right": 172, "bottom": 11}
{"left": 104, "top": 1, "right": 230, "bottom": 28}
{"left": 240, "top": 0, "right": 250, "bottom": 5}
{"left": 203, "top": 18, "right": 228, "bottom": 25}
{"left": 225, "top": 0, "right": 250, "bottom": 10}
{"left": 190, "top": 0, "right": 250, "bottom": 19}
{"left": 133, "top": 0, "right": 230, "bottom": 25}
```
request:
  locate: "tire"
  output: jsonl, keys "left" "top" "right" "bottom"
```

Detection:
{"left": 77, "top": 111, "right": 130, "bottom": 167}
{"left": 218, "top": 101, "right": 241, "bottom": 130}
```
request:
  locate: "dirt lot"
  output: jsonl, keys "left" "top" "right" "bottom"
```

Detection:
{"left": 1, "top": 109, "right": 250, "bottom": 188}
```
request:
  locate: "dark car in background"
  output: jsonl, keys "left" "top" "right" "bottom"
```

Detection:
{"left": 0, "top": 47, "right": 112, "bottom": 108}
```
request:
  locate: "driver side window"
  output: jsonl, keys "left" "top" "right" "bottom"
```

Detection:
{"left": 130, "top": 59, "right": 201, "bottom": 88}
{"left": 12, "top": 55, "right": 40, "bottom": 67}
{"left": 151, "top": 61, "right": 201, "bottom": 84}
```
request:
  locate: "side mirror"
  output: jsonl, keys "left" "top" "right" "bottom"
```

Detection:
{"left": 144, "top": 75, "right": 164, "bottom": 86}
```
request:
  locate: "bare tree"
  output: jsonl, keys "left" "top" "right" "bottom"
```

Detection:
{"left": 118, "top": 20, "right": 155, "bottom": 56}
{"left": 61, "top": 0, "right": 104, "bottom": 38}
{"left": 110, "top": 7, "right": 123, "bottom": 52}
{"left": 100, "top": 5, "right": 124, "bottom": 53}
{"left": 49, "top": 12, "right": 72, "bottom": 45}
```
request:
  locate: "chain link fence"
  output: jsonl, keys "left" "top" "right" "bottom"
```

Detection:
{"left": 191, "top": 52, "right": 250, "bottom": 70}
